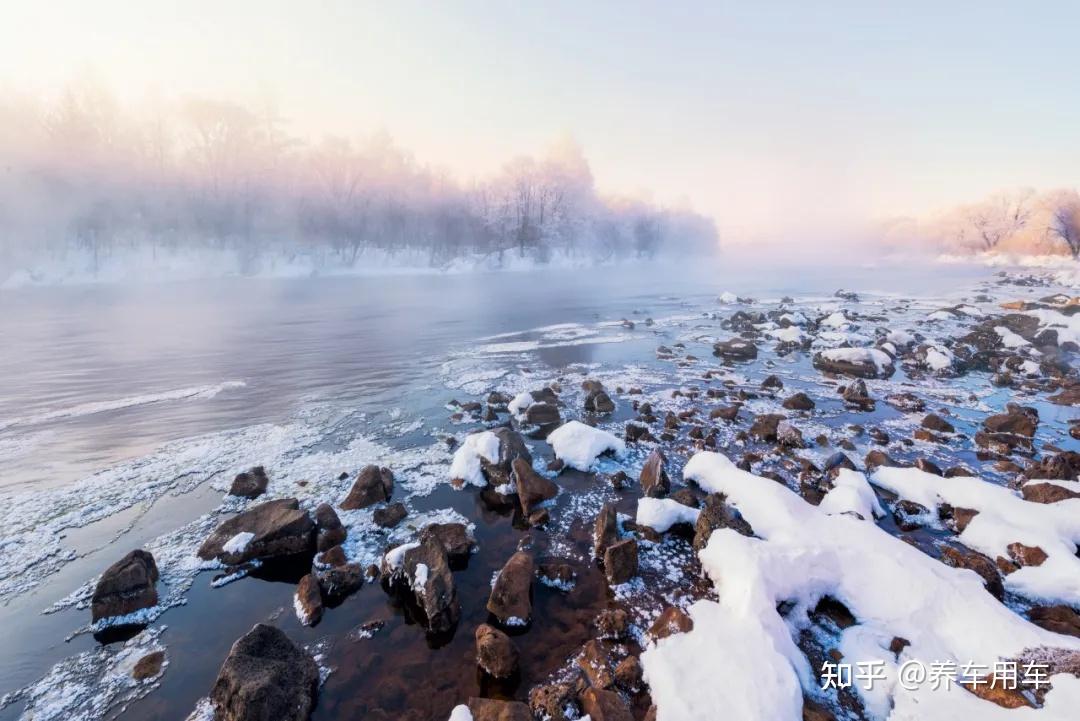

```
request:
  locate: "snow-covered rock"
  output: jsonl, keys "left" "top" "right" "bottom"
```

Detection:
{"left": 637, "top": 498, "right": 701, "bottom": 533}
{"left": 546, "top": 421, "right": 626, "bottom": 471}
{"left": 449, "top": 431, "right": 501, "bottom": 487}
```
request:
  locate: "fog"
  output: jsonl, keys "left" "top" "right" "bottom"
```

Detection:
{"left": 0, "top": 81, "right": 718, "bottom": 283}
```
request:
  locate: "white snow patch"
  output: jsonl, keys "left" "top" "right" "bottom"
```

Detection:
{"left": 636, "top": 498, "right": 701, "bottom": 533}
{"left": 994, "top": 326, "right": 1030, "bottom": 349}
{"left": 546, "top": 421, "right": 626, "bottom": 471}
{"left": 221, "top": 532, "right": 254, "bottom": 555}
{"left": 818, "top": 469, "right": 884, "bottom": 521}
{"left": 448, "top": 431, "right": 501, "bottom": 487}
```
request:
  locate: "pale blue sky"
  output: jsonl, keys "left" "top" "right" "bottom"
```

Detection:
{"left": 4, "top": 1, "right": 1078, "bottom": 238}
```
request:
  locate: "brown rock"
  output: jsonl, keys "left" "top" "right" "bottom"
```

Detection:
{"left": 842, "top": 380, "right": 875, "bottom": 411}
{"left": 315, "top": 563, "right": 362, "bottom": 602}
{"left": 596, "top": 608, "right": 629, "bottom": 639}
{"left": 228, "top": 466, "right": 269, "bottom": 499}
{"left": 90, "top": 549, "right": 159, "bottom": 622}
{"left": 373, "top": 502, "right": 407, "bottom": 528}
{"left": 586, "top": 389, "right": 616, "bottom": 414}
{"left": 467, "top": 697, "right": 533, "bottom": 721}
{"left": 340, "top": 465, "right": 394, "bottom": 509}
{"left": 294, "top": 573, "right": 323, "bottom": 626}
{"left": 639, "top": 449, "right": 670, "bottom": 498}
{"left": 198, "top": 499, "right": 315, "bottom": 565}
{"left": 210, "top": 624, "right": 319, "bottom": 721}
{"left": 921, "top": 413, "right": 955, "bottom": 433}
{"left": 614, "top": 655, "right": 642, "bottom": 691}
{"left": 476, "top": 623, "right": 519, "bottom": 678}
{"left": 594, "top": 503, "right": 620, "bottom": 558}
{"left": 512, "top": 457, "right": 558, "bottom": 514}
{"left": 604, "top": 539, "right": 638, "bottom": 585}
{"left": 526, "top": 402, "right": 561, "bottom": 426}
{"left": 710, "top": 404, "right": 741, "bottom": 422}
{"left": 940, "top": 544, "right": 1004, "bottom": 599}
{"left": 749, "top": 414, "right": 784, "bottom": 442}
{"left": 713, "top": 338, "right": 758, "bottom": 361}
{"left": 693, "top": 493, "right": 753, "bottom": 550}
{"left": 487, "top": 551, "right": 534, "bottom": 626}
{"left": 648, "top": 606, "right": 694, "bottom": 640}
{"left": 577, "top": 639, "right": 615, "bottom": 689}
{"left": 782, "top": 392, "right": 815, "bottom": 411}
{"left": 1028, "top": 605, "right": 1080, "bottom": 638}
{"left": 1022, "top": 482, "right": 1080, "bottom": 504}
{"left": 132, "top": 650, "right": 165, "bottom": 680}
{"left": 579, "top": 687, "right": 634, "bottom": 721}
{"left": 529, "top": 682, "right": 579, "bottom": 721}
{"left": 385, "top": 534, "right": 461, "bottom": 634}
{"left": 1007, "top": 542, "right": 1048, "bottom": 567}
{"left": 314, "top": 502, "right": 346, "bottom": 551}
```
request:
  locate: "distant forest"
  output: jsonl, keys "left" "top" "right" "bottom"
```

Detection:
{"left": 0, "top": 81, "right": 718, "bottom": 275}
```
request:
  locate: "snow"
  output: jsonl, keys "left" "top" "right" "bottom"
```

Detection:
{"left": 546, "top": 421, "right": 626, "bottom": 471}
{"left": 448, "top": 705, "right": 473, "bottom": 721}
{"left": 383, "top": 542, "right": 421, "bottom": 573}
{"left": 817, "top": 469, "right": 884, "bottom": 521}
{"left": 821, "top": 311, "right": 852, "bottom": 330}
{"left": 718, "top": 291, "right": 738, "bottom": 304}
{"left": 637, "top": 498, "right": 701, "bottom": 533}
{"left": 927, "top": 310, "right": 955, "bottom": 322}
{"left": 924, "top": 346, "right": 954, "bottom": 372}
{"left": 411, "top": 563, "right": 429, "bottom": 594}
{"left": 994, "top": 326, "right": 1030, "bottom": 349}
{"left": 221, "top": 532, "right": 254, "bottom": 555}
{"left": 448, "top": 431, "right": 501, "bottom": 487}
{"left": 642, "top": 451, "right": 1080, "bottom": 721}
{"left": 872, "top": 466, "right": 1080, "bottom": 605}
{"left": 767, "top": 326, "right": 805, "bottom": 344}
{"left": 293, "top": 592, "right": 313, "bottom": 625}
{"left": 886, "top": 329, "right": 916, "bottom": 347}
{"left": 507, "top": 391, "right": 535, "bottom": 419}
{"left": 1025, "top": 308, "right": 1080, "bottom": 347}
{"left": 818, "top": 347, "right": 894, "bottom": 374}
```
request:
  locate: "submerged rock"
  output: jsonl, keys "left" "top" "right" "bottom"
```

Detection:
{"left": 386, "top": 533, "right": 461, "bottom": 634}
{"left": 713, "top": 338, "right": 758, "bottom": 361}
{"left": 467, "top": 697, "right": 533, "bottom": 721}
{"left": 782, "top": 392, "right": 815, "bottom": 411}
{"left": 475, "top": 623, "right": 519, "bottom": 678}
{"left": 91, "top": 549, "right": 159, "bottom": 622}
{"left": 198, "top": 499, "right": 315, "bottom": 565}
{"left": 340, "top": 465, "right": 395, "bottom": 509}
{"left": 210, "top": 624, "right": 319, "bottom": 721}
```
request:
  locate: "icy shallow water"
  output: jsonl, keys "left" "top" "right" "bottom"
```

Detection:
{"left": 0, "top": 256, "right": 1069, "bottom": 721}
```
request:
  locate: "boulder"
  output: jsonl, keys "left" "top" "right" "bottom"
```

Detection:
{"left": 529, "top": 682, "right": 579, "bottom": 721}
{"left": 475, "top": 623, "right": 519, "bottom": 678}
{"left": 693, "top": 493, "right": 753, "bottom": 550}
{"left": 210, "top": 624, "right": 319, "bottom": 721}
{"left": 712, "top": 338, "right": 758, "bottom": 361}
{"left": 132, "top": 650, "right": 165, "bottom": 680}
{"left": 812, "top": 350, "right": 894, "bottom": 379}
{"left": 512, "top": 457, "right": 558, "bottom": 514}
{"left": 596, "top": 608, "right": 630, "bottom": 639}
{"left": 639, "top": 449, "right": 670, "bottom": 498}
{"left": 386, "top": 533, "right": 461, "bottom": 634}
{"left": 1022, "top": 482, "right": 1080, "bottom": 504}
{"left": 842, "top": 380, "right": 875, "bottom": 411}
{"left": 940, "top": 544, "right": 1004, "bottom": 600}
{"left": 467, "top": 698, "right": 533, "bottom": 721}
{"left": 1024, "top": 452, "right": 1080, "bottom": 482}
{"left": 585, "top": 390, "right": 616, "bottom": 414}
{"left": 603, "top": 539, "right": 638, "bottom": 585}
{"left": 761, "top": 374, "right": 784, "bottom": 391}
{"left": 526, "top": 402, "right": 561, "bottom": 426}
{"left": 593, "top": 503, "right": 620, "bottom": 558}
{"left": 314, "top": 503, "right": 346, "bottom": 551}
{"left": 229, "top": 466, "right": 269, "bottom": 499}
{"left": 487, "top": 551, "right": 534, "bottom": 626}
{"left": 782, "top": 392, "right": 815, "bottom": 411}
{"left": 315, "top": 563, "right": 362, "bottom": 602}
{"left": 1028, "top": 605, "right": 1080, "bottom": 638}
{"left": 577, "top": 639, "right": 615, "bottom": 689}
{"left": 422, "top": 523, "right": 476, "bottom": 567}
{"left": 198, "top": 499, "right": 315, "bottom": 565}
{"left": 579, "top": 688, "right": 634, "bottom": 721}
{"left": 480, "top": 428, "right": 534, "bottom": 488}
{"left": 648, "top": 606, "right": 694, "bottom": 640}
{"left": 91, "top": 549, "right": 159, "bottom": 622}
{"left": 710, "top": 404, "right": 741, "bottom": 422}
{"left": 749, "top": 414, "right": 784, "bottom": 442}
{"left": 1006, "top": 542, "right": 1048, "bottom": 568}
{"left": 373, "top": 502, "right": 408, "bottom": 528}
{"left": 294, "top": 573, "right": 323, "bottom": 626}
{"left": 983, "top": 403, "right": 1038, "bottom": 437}
{"left": 614, "top": 655, "right": 642, "bottom": 692}
{"left": 776, "top": 420, "right": 805, "bottom": 448}
{"left": 921, "top": 414, "right": 955, "bottom": 434}
{"left": 340, "top": 465, "right": 394, "bottom": 509}
{"left": 885, "top": 392, "right": 925, "bottom": 413}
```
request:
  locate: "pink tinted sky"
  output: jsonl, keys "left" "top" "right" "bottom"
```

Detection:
{"left": 3, "top": 1, "right": 1078, "bottom": 242}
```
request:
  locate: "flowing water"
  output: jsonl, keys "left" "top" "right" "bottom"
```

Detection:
{"left": 0, "top": 256, "right": 1065, "bottom": 721}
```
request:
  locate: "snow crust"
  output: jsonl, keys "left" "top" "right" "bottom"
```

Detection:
{"left": 819, "top": 347, "right": 893, "bottom": 373}
{"left": 221, "top": 532, "right": 254, "bottom": 555}
{"left": 642, "top": 451, "right": 1080, "bottom": 721}
{"left": 995, "top": 326, "right": 1030, "bottom": 349}
{"left": 447, "top": 705, "right": 473, "bottom": 721}
{"left": 546, "top": 421, "right": 626, "bottom": 471}
{"left": 817, "top": 469, "right": 884, "bottom": 521}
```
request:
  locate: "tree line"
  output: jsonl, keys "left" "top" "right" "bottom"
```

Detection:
{"left": 0, "top": 81, "right": 717, "bottom": 275}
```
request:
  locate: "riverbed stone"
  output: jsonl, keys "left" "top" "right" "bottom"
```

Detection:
{"left": 210, "top": 623, "right": 319, "bottom": 721}
{"left": 91, "top": 549, "right": 159, "bottom": 622}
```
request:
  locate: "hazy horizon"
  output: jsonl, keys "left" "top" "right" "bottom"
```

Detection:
{"left": 5, "top": 1, "right": 1080, "bottom": 243}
